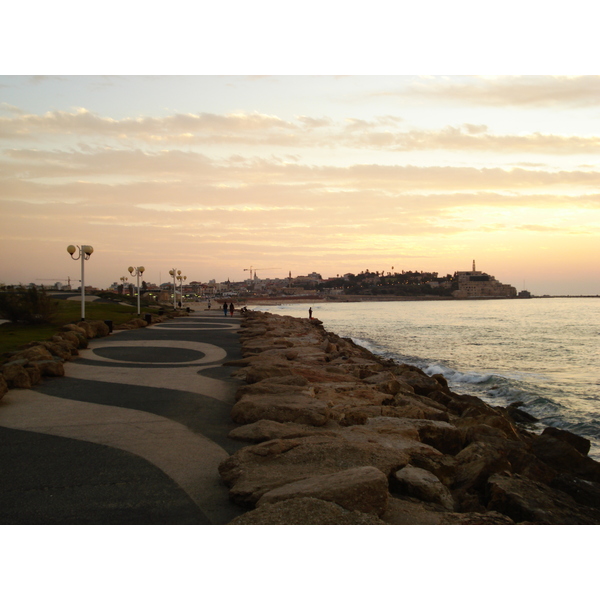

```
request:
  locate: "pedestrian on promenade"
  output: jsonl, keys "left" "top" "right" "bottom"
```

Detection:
{"left": 229, "top": 302, "right": 235, "bottom": 316}
{"left": 223, "top": 302, "right": 228, "bottom": 316}
{"left": 309, "top": 307, "right": 313, "bottom": 319}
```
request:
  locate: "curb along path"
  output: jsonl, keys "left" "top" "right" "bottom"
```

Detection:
{"left": 0, "top": 313, "right": 247, "bottom": 525}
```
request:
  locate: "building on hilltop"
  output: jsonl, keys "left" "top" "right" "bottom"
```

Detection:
{"left": 452, "top": 260, "right": 517, "bottom": 298}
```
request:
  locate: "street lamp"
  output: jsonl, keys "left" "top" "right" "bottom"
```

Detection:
{"left": 168, "top": 269, "right": 178, "bottom": 309}
{"left": 67, "top": 244, "right": 94, "bottom": 320}
{"left": 177, "top": 273, "right": 187, "bottom": 307}
{"left": 128, "top": 265, "right": 145, "bottom": 315}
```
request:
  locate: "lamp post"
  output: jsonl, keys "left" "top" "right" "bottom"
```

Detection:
{"left": 168, "top": 269, "right": 177, "bottom": 309}
{"left": 67, "top": 244, "right": 94, "bottom": 320}
{"left": 177, "top": 273, "right": 186, "bottom": 308}
{"left": 128, "top": 265, "right": 145, "bottom": 315}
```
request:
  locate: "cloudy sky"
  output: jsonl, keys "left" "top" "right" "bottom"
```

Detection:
{"left": 1, "top": 8, "right": 598, "bottom": 296}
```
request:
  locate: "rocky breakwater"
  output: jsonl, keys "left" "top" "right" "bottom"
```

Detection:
{"left": 219, "top": 311, "right": 600, "bottom": 525}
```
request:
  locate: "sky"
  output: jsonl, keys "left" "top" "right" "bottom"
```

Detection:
{"left": 1, "top": 6, "right": 599, "bottom": 296}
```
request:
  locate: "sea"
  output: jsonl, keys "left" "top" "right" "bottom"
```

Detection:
{"left": 249, "top": 297, "right": 600, "bottom": 460}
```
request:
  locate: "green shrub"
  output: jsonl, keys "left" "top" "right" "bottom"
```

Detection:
{"left": 0, "top": 287, "right": 57, "bottom": 324}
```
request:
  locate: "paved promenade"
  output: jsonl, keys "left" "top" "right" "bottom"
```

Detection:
{"left": 0, "top": 312, "right": 248, "bottom": 525}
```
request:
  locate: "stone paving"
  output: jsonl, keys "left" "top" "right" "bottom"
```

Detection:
{"left": 0, "top": 312, "right": 248, "bottom": 525}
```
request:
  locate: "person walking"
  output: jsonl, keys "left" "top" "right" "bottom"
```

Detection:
{"left": 229, "top": 302, "right": 235, "bottom": 316}
{"left": 223, "top": 302, "right": 228, "bottom": 316}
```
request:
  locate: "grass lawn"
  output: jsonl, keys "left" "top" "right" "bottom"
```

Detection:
{"left": 0, "top": 298, "right": 161, "bottom": 358}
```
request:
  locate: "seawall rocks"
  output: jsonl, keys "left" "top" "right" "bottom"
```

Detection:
{"left": 220, "top": 310, "right": 600, "bottom": 525}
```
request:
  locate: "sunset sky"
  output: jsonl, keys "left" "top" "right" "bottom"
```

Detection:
{"left": 2, "top": 36, "right": 599, "bottom": 296}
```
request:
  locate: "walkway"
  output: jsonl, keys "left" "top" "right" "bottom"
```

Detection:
{"left": 0, "top": 312, "right": 247, "bottom": 525}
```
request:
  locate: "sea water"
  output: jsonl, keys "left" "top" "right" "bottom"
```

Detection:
{"left": 250, "top": 298, "right": 600, "bottom": 460}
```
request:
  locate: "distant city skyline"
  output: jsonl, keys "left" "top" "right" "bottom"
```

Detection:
{"left": 1, "top": 75, "right": 599, "bottom": 296}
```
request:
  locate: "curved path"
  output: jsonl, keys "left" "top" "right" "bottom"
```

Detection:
{"left": 0, "top": 312, "right": 247, "bottom": 524}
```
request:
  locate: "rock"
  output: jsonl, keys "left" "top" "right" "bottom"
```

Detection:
{"left": 234, "top": 381, "right": 314, "bottom": 402}
{"left": 61, "top": 323, "right": 88, "bottom": 337}
{"left": 0, "top": 374, "right": 8, "bottom": 400}
{"left": 393, "top": 365, "right": 443, "bottom": 396}
{"left": 12, "top": 345, "right": 54, "bottom": 363}
{"left": 381, "top": 497, "right": 447, "bottom": 524}
{"left": 25, "top": 364, "right": 42, "bottom": 386}
{"left": 34, "top": 360, "right": 65, "bottom": 377}
{"left": 392, "top": 464, "right": 456, "bottom": 510}
{"left": 451, "top": 441, "right": 512, "bottom": 494}
{"left": 219, "top": 435, "right": 409, "bottom": 507}
{"left": 228, "top": 420, "right": 339, "bottom": 442}
{"left": 54, "top": 331, "right": 83, "bottom": 348}
{"left": 257, "top": 466, "right": 390, "bottom": 515}
{"left": 410, "top": 419, "right": 465, "bottom": 455}
{"left": 455, "top": 414, "right": 522, "bottom": 441}
{"left": 231, "top": 393, "right": 330, "bottom": 426}
{"left": 530, "top": 434, "right": 600, "bottom": 483}
{"left": 549, "top": 473, "right": 600, "bottom": 509}
{"left": 228, "top": 497, "right": 385, "bottom": 525}
{"left": 447, "top": 393, "right": 500, "bottom": 419}
{"left": 37, "top": 341, "right": 76, "bottom": 361}
{"left": 362, "top": 371, "right": 413, "bottom": 395}
{"left": 2, "top": 363, "right": 31, "bottom": 388}
{"left": 244, "top": 363, "right": 296, "bottom": 384}
{"left": 505, "top": 404, "right": 538, "bottom": 423}
{"left": 486, "top": 472, "right": 600, "bottom": 524}
{"left": 391, "top": 394, "right": 450, "bottom": 422}
{"left": 438, "top": 511, "right": 514, "bottom": 525}
{"left": 76, "top": 320, "right": 110, "bottom": 339}
{"left": 542, "top": 427, "right": 591, "bottom": 456}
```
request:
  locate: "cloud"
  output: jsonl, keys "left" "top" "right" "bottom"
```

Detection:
{"left": 398, "top": 76, "right": 600, "bottom": 108}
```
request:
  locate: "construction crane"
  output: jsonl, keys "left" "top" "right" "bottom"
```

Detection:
{"left": 36, "top": 277, "right": 77, "bottom": 289}
{"left": 243, "top": 266, "right": 280, "bottom": 281}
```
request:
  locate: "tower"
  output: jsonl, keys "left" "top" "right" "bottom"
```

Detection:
{"left": 472, "top": 260, "right": 476, "bottom": 272}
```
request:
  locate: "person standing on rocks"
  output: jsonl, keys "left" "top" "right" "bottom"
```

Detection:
{"left": 229, "top": 302, "right": 235, "bottom": 316}
{"left": 309, "top": 307, "right": 313, "bottom": 319}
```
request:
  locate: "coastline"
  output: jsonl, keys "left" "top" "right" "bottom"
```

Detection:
{"left": 218, "top": 309, "right": 600, "bottom": 524}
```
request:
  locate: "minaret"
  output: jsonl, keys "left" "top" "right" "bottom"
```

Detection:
{"left": 472, "top": 260, "right": 476, "bottom": 272}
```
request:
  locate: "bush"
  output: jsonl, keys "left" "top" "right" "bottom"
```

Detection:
{"left": 0, "top": 287, "right": 57, "bottom": 324}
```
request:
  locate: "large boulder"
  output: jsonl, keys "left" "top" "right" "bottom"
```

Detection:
{"left": 392, "top": 464, "right": 456, "bottom": 510}
{"left": 257, "top": 466, "right": 390, "bottom": 515}
{"left": 228, "top": 497, "right": 385, "bottom": 525}
{"left": 76, "top": 320, "right": 110, "bottom": 339}
{"left": 530, "top": 434, "right": 600, "bottom": 483}
{"left": 486, "top": 473, "right": 600, "bottom": 524}
{"left": 54, "top": 331, "right": 84, "bottom": 348}
{"left": 234, "top": 379, "right": 312, "bottom": 402}
{"left": 228, "top": 420, "right": 339, "bottom": 443}
{"left": 37, "top": 341, "right": 77, "bottom": 361}
{"left": 2, "top": 363, "right": 31, "bottom": 388}
{"left": 25, "top": 364, "right": 42, "bottom": 386}
{"left": 0, "top": 374, "right": 8, "bottom": 399}
{"left": 35, "top": 360, "right": 65, "bottom": 377}
{"left": 542, "top": 427, "right": 591, "bottom": 456}
{"left": 243, "top": 363, "right": 296, "bottom": 384}
{"left": 12, "top": 345, "right": 54, "bottom": 362}
{"left": 231, "top": 393, "right": 330, "bottom": 426}
{"left": 451, "top": 441, "right": 512, "bottom": 494}
{"left": 219, "top": 435, "right": 409, "bottom": 507}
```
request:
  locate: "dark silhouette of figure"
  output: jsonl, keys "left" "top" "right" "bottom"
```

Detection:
{"left": 223, "top": 302, "right": 228, "bottom": 316}
{"left": 229, "top": 302, "right": 235, "bottom": 316}
{"left": 309, "top": 307, "right": 313, "bottom": 319}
